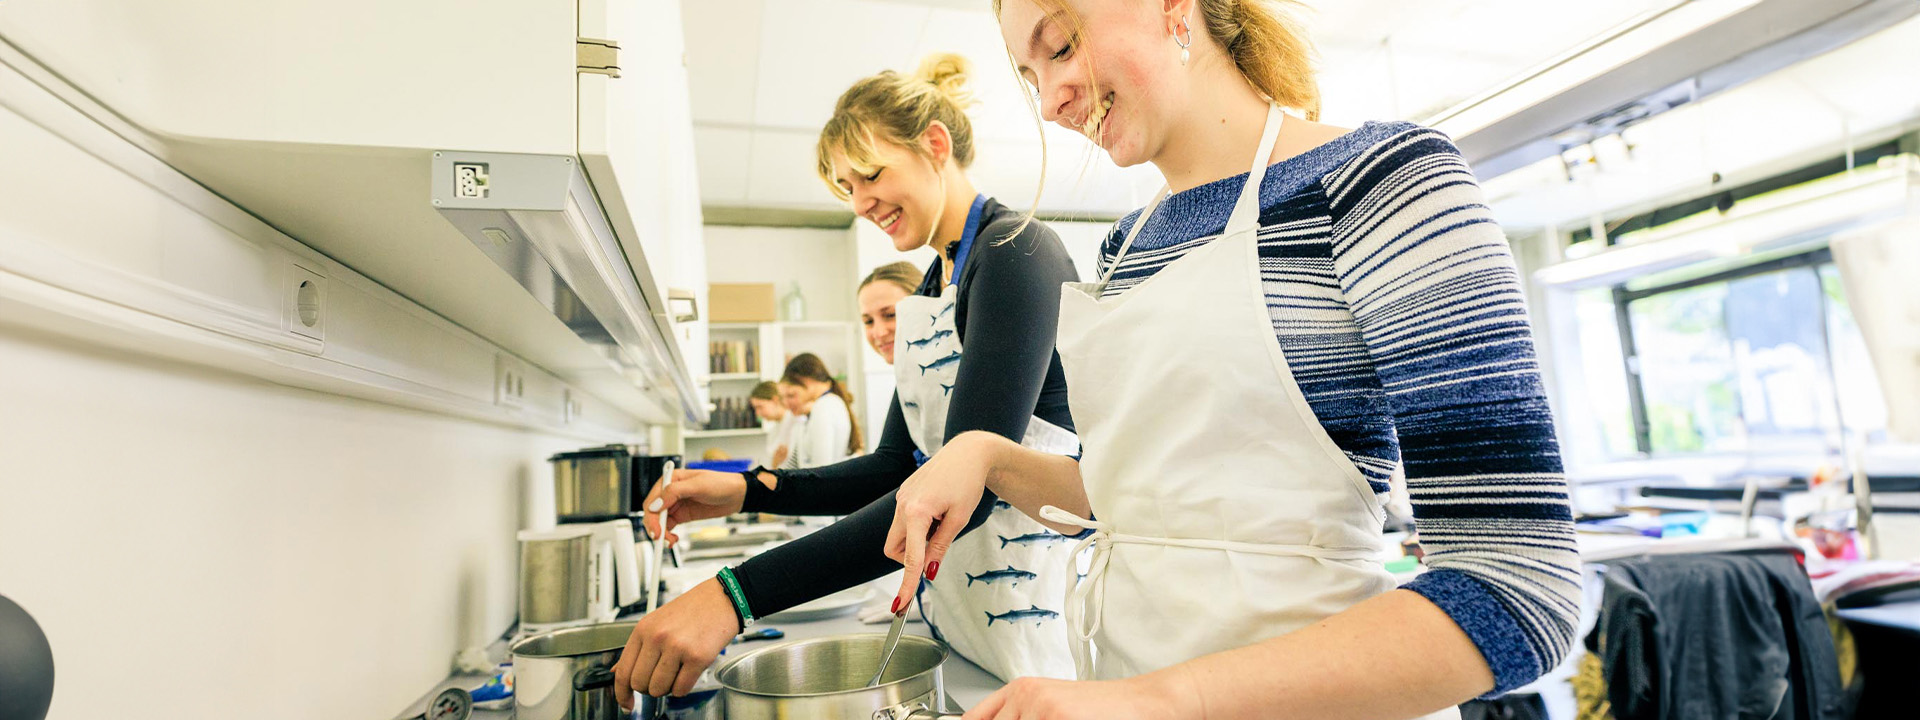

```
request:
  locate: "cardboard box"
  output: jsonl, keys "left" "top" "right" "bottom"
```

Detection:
{"left": 708, "top": 283, "right": 777, "bottom": 323}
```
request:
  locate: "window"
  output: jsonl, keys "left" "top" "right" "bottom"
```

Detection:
{"left": 1607, "top": 249, "right": 1887, "bottom": 457}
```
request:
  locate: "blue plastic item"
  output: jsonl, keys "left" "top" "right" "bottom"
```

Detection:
{"left": 688, "top": 459, "right": 753, "bottom": 473}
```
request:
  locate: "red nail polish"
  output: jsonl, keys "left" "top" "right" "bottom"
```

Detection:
{"left": 926, "top": 561, "right": 940, "bottom": 580}
{"left": 891, "top": 595, "right": 905, "bottom": 614}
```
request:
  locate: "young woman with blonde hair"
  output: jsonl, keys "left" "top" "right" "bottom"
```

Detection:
{"left": 859, "top": 260, "right": 924, "bottom": 365}
{"left": 613, "top": 52, "right": 1086, "bottom": 707}
{"left": 886, "top": 1, "right": 1581, "bottom": 718}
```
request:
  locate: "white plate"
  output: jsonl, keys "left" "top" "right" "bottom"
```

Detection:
{"left": 760, "top": 585, "right": 874, "bottom": 622}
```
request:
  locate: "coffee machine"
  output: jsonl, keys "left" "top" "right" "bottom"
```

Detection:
{"left": 549, "top": 445, "right": 680, "bottom": 524}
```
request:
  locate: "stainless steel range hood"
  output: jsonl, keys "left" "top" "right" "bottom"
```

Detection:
{"left": 1431, "top": 0, "right": 1920, "bottom": 179}
{"left": 432, "top": 151, "right": 701, "bottom": 424}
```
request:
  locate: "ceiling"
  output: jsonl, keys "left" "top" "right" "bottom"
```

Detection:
{"left": 1480, "top": 12, "right": 1920, "bottom": 232}
{"left": 679, "top": 0, "right": 1687, "bottom": 221}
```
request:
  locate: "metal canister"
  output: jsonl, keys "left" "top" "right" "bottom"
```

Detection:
{"left": 517, "top": 529, "right": 594, "bottom": 629}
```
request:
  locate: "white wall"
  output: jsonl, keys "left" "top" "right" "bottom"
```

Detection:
{"left": 0, "top": 61, "right": 639, "bottom": 718}
{"left": 705, "top": 225, "right": 858, "bottom": 323}
{"left": 0, "top": 325, "right": 586, "bottom": 719}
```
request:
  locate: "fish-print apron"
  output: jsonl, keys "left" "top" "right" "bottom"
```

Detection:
{"left": 1045, "top": 105, "right": 1459, "bottom": 719}
{"left": 894, "top": 194, "right": 1082, "bottom": 682}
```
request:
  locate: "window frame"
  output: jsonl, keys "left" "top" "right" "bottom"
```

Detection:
{"left": 1613, "top": 247, "right": 1839, "bottom": 454}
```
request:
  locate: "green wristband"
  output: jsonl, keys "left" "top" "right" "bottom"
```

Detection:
{"left": 716, "top": 566, "right": 756, "bottom": 629}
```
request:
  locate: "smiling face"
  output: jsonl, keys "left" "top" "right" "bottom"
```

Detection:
{"left": 1000, "top": 0, "right": 1187, "bottom": 168}
{"left": 858, "top": 281, "right": 914, "bottom": 364}
{"left": 828, "top": 137, "right": 949, "bottom": 253}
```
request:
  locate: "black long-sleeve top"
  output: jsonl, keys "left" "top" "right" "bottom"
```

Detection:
{"left": 731, "top": 197, "right": 1079, "bottom": 616}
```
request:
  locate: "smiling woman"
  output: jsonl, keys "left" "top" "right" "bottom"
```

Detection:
{"left": 609, "top": 51, "right": 1088, "bottom": 709}
{"left": 858, "top": 261, "right": 923, "bottom": 365}
{"left": 880, "top": 1, "right": 1582, "bottom": 719}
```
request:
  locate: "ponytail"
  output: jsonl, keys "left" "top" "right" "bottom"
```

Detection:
{"left": 780, "top": 353, "right": 863, "bottom": 455}
{"left": 826, "top": 378, "right": 862, "bottom": 455}
{"left": 1201, "top": 0, "right": 1320, "bottom": 121}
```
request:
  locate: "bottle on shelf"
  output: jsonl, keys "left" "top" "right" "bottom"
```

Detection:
{"left": 781, "top": 282, "right": 806, "bottom": 322}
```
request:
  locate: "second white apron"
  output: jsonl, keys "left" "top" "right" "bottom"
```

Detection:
{"left": 893, "top": 196, "right": 1082, "bottom": 682}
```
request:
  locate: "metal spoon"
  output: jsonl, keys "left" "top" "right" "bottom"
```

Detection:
{"left": 868, "top": 606, "right": 909, "bottom": 687}
{"left": 647, "top": 461, "right": 676, "bottom": 720}
{"left": 646, "top": 461, "right": 676, "bottom": 614}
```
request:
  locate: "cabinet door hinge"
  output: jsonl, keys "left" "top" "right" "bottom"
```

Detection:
{"left": 577, "top": 37, "right": 620, "bottom": 77}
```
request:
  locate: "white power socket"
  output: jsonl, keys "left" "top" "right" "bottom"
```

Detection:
{"left": 495, "top": 354, "right": 529, "bottom": 409}
{"left": 453, "top": 162, "right": 490, "bottom": 199}
{"left": 286, "top": 263, "right": 327, "bottom": 344}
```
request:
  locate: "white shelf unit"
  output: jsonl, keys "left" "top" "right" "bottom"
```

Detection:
{"left": 685, "top": 427, "right": 770, "bottom": 439}
{"left": 684, "top": 320, "right": 865, "bottom": 463}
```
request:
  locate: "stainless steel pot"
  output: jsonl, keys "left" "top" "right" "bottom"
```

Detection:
{"left": 551, "top": 445, "right": 633, "bottom": 523}
{"left": 511, "top": 622, "right": 630, "bottom": 720}
{"left": 510, "top": 622, "right": 721, "bottom": 720}
{"left": 717, "top": 634, "right": 962, "bottom": 720}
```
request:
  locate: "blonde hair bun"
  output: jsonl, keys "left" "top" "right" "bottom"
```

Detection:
{"left": 914, "top": 52, "right": 977, "bottom": 109}
{"left": 815, "top": 52, "right": 981, "bottom": 201}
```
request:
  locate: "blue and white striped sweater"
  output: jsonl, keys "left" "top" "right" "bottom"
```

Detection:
{"left": 1101, "top": 121, "right": 1579, "bottom": 694}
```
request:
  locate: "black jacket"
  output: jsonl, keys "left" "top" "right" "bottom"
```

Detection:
{"left": 1590, "top": 551, "right": 1843, "bottom": 720}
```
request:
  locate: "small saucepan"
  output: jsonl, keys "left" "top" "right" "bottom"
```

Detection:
{"left": 509, "top": 622, "right": 721, "bottom": 720}
{"left": 717, "top": 633, "right": 963, "bottom": 720}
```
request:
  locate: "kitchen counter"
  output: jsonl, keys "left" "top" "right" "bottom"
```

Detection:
{"left": 400, "top": 607, "right": 1001, "bottom": 719}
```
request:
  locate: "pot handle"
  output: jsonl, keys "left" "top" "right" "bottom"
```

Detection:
{"left": 873, "top": 702, "right": 964, "bottom": 720}
{"left": 573, "top": 666, "right": 616, "bottom": 691}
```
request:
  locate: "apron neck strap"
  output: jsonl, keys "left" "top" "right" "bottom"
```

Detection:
{"left": 1225, "top": 103, "right": 1285, "bottom": 238}
{"left": 1098, "top": 104, "right": 1286, "bottom": 285}
{"left": 947, "top": 194, "right": 989, "bottom": 287}
{"left": 1099, "top": 187, "right": 1168, "bottom": 285}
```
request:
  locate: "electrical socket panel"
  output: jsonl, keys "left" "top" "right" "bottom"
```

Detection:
{"left": 453, "top": 162, "right": 490, "bottom": 199}
{"left": 286, "top": 263, "right": 327, "bottom": 344}
{"left": 495, "top": 353, "right": 529, "bottom": 409}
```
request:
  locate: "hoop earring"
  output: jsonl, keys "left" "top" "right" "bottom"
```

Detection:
{"left": 1174, "top": 16, "right": 1193, "bottom": 66}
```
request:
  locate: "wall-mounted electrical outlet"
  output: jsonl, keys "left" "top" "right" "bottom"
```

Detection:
{"left": 286, "top": 263, "right": 327, "bottom": 344}
{"left": 453, "top": 162, "right": 490, "bottom": 199}
{"left": 495, "top": 354, "right": 528, "bottom": 409}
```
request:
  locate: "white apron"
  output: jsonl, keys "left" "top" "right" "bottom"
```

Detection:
{"left": 1047, "top": 105, "right": 1459, "bottom": 719}
{"left": 893, "top": 195, "right": 1083, "bottom": 682}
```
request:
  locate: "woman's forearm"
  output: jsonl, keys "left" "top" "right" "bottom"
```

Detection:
{"left": 963, "top": 430, "right": 1090, "bottom": 534}
{"left": 1144, "top": 589, "right": 1493, "bottom": 720}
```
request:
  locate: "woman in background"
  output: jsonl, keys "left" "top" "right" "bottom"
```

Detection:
{"left": 859, "top": 261, "right": 923, "bottom": 364}
{"left": 779, "top": 353, "right": 860, "bottom": 467}
{"left": 748, "top": 381, "right": 800, "bottom": 470}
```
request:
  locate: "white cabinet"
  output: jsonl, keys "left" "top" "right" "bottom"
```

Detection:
{"left": 0, "top": 0, "right": 709, "bottom": 424}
